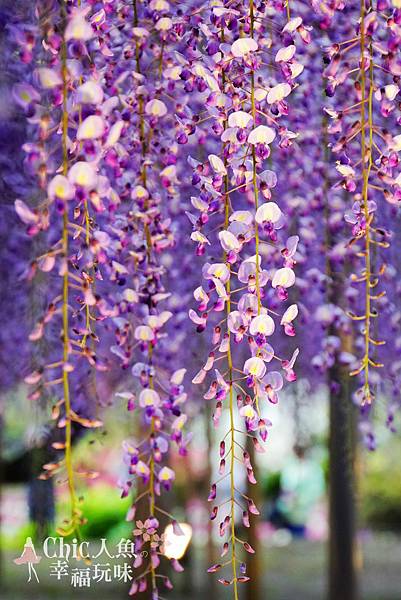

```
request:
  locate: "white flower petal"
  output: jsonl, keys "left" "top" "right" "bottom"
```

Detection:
{"left": 37, "top": 68, "right": 62, "bottom": 89}
{"left": 77, "top": 115, "right": 105, "bottom": 140}
{"left": 209, "top": 154, "right": 227, "bottom": 175}
{"left": 289, "top": 62, "right": 304, "bottom": 79}
{"left": 164, "top": 66, "right": 182, "bottom": 81}
{"left": 65, "top": 16, "right": 93, "bottom": 41}
{"left": 171, "top": 368, "right": 186, "bottom": 385}
{"left": 48, "top": 175, "right": 75, "bottom": 200}
{"left": 281, "top": 304, "right": 298, "bottom": 324}
{"left": 267, "top": 83, "right": 292, "bottom": 104}
{"left": 247, "top": 125, "right": 276, "bottom": 145}
{"left": 392, "top": 134, "right": 401, "bottom": 152}
{"left": 282, "top": 16, "right": 302, "bottom": 33}
{"left": 105, "top": 121, "right": 124, "bottom": 148}
{"left": 15, "top": 199, "right": 38, "bottom": 224}
{"left": 145, "top": 99, "right": 167, "bottom": 117}
{"left": 191, "top": 231, "right": 210, "bottom": 245}
{"left": 230, "top": 210, "right": 253, "bottom": 224}
{"left": 68, "top": 162, "right": 98, "bottom": 189}
{"left": 149, "top": 0, "right": 170, "bottom": 10}
{"left": 221, "top": 127, "right": 238, "bottom": 143}
{"left": 194, "top": 286, "right": 208, "bottom": 302}
{"left": 76, "top": 81, "right": 104, "bottom": 104}
{"left": 228, "top": 110, "right": 253, "bottom": 128}
{"left": 240, "top": 405, "right": 257, "bottom": 419}
{"left": 13, "top": 84, "right": 40, "bottom": 107}
{"left": 132, "top": 185, "right": 149, "bottom": 200}
{"left": 255, "top": 202, "right": 282, "bottom": 224}
{"left": 155, "top": 17, "right": 173, "bottom": 31}
{"left": 250, "top": 314, "right": 275, "bottom": 336}
{"left": 244, "top": 356, "right": 266, "bottom": 378}
{"left": 139, "top": 389, "right": 161, "bottom": 407}
{"left": 205, "top": 263, "right": 230, "bottom": 281}
{"left": 219, "top": 230, "right": 241, "bottom": 252}
{"left": 254, "top": 88, "right": 267, "bottom": 102}
{"left": 231, "top": 37, "right": 258, "bottom": 58}
{"left": 275, "top": 45, "right": 296, "bottom": 62}
{"left": 133, "top": 27, "right": 150, "bottom": 38}
{"left": 336, "top": 162, "right": 355, "bottom": 177}
{"left": 134, "top": 325, "right": 155, "bottom": 341}
{"left": 272, "top": 267, "right": 295, "bottom": 289}
{"left": 384, "top": 84, "right": 399, "bottom": 101}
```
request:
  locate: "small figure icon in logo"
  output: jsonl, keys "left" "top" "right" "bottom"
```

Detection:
{"left": 14, "top": 536, "right": 42, "bottom": 582}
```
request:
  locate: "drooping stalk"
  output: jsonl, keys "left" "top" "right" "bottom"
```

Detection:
{"left": 286, "top": 0, "right": 291, "bottom": 22}
{"left": 186, "top": 2, "right": 300, "bottom": 593}
{"left": 250, "top": 0, "right": 261, "bottom": 319}
{"left": 80, "top": 205, "right": 92, "bottom": 350}
{"left": 250, "top": 0, "right": 262, "bottom": 426}
{"left": 60, "top": 0, "right": 79, "bottom": 537}
{"left": 222, "top": 57, "right": 239, "bottom": 598}
{"left": 358, "top": 0, "right": 374, "bottom": 404}
{"left": 79, "top": 0, "right": 93, "bottom": 355}
{"left": 134, "top": 2, "right": 156, "bottom": 593}
{"left": 226, "top": 256, "right": 238, "bottom": 600}
{"left": 323, "top": 2, "right": 389, "bottom": 404}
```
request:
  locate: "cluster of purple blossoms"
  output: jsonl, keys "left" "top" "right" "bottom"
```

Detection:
{"left": 10, "top": 0, "right": 401, "bottom": 597}
{"left": 324, "top": 2, "right": 400, "bottom": 405}
{"left": 177, "top": 0, "right": 308, "bottom": 592}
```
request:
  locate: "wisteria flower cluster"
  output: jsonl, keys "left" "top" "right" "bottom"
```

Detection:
{"left": 9, "top": 0, "right": 401, "bottom": 597}
{"left": 178, "top": 1, "right": 307, "bottom": 592}
{"left": 14, "top": 0, "right": 115, "bottom": 538}
{"left": 324, "top": 1, "right": 400, "bottom": 405}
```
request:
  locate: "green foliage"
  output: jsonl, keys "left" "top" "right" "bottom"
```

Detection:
{"left": 76, "top": 485, "right": 133, "bottom": 540}
{"left": 1, "top": 484, "right": 133, "bottom": 550}
{"left": 361, "top": 438, "right": 401, "bottom": 531}
{"left": 261, "top": 471, "right": 281, "bottom": 500}
{"left": 0, "top": 521, "right": 36, "bottom": 551}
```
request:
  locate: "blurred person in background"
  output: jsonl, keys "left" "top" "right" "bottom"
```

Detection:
{"left": 271, "top": 444, "right": 325, "bottom": 538}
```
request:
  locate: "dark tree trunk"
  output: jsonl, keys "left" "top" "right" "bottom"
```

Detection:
{"left": 29, "top": 445, "right": 55, "bottom": 541}
{"left": 322, "top": 102, "right": 359, "bottom": 600}
{"left": 327, "top": 337, "right": 359, "bottom": 600}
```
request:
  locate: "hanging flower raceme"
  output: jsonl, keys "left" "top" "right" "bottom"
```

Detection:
{"left": 88, "top": 0, "right": 189, "bottom": 595}
{"left": 323, "top": 2, "right": 399, "bottom": 406}
{"left": 14, "top": 0, "right": 116, "bottom": 539}
{"left": 11, "top": 0, "right": 401, "bottom": 597}
{"left": 178, "top": 0, "right": 302, "bottom": 593}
